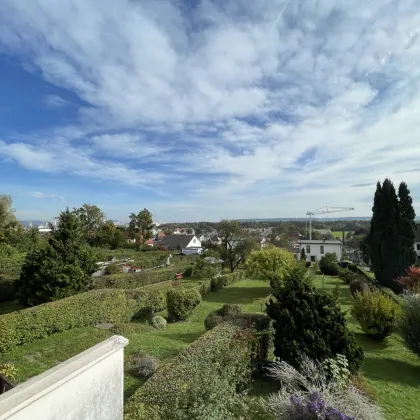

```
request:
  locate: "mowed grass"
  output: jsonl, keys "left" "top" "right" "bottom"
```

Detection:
{"left": 0, "top": 278, "right": 271, "bottom": 401}
{"left": 331, "top": 231, "right": 348, "bottom": 239}
{"left": 313, "top": 274, "right": 420, "bottom": 420}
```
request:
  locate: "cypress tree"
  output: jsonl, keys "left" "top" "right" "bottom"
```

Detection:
{"left": 368, "top": 179, "right": 415, "bottom": 292}
{"left": 398, "top": 182, "right": 417, "bottom": 272}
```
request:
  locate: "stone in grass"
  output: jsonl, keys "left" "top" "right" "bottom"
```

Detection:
{"left": 95, "top": 323, "right": 114, "bottom": 330}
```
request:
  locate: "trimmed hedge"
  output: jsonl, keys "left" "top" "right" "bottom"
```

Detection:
{"left": 0, "top": 286, "right": 169, "bottom": 353}
{"left": 167, "top": 288, "right": 202, "bottom": 322}
{"left": 93, "top": 267, "right": 184, "bottom": 289}
{"left": 204, "top": 304, "right": 273, "bottom": 363}
{"left": 124, "top": 323, "right": 254, "bottom": 420}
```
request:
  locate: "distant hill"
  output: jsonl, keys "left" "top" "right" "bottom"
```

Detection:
{"left": 237, "top": 217, "right": 373, "bottom": 222}
{"left": 20, "top": 220, "right": 46, "bottom": 226}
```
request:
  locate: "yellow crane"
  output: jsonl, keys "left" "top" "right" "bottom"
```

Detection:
{"left": 306, "top": 206, "right": 354, "bottom": 240}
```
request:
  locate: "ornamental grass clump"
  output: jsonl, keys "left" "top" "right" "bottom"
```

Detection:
{"left": 266, "top": 354, "right": 382, "bottom": 420}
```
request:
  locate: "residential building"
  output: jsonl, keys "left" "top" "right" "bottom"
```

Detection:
{"left": 210, "top": 236, "right": 222, "bottom": 245}
{"left": 414, "top": 225, "right": 420, "bottom": 261}
{"left": 159, "top": 235, "right": 201, "bottom": 251}
{"left": 297, "top": 239, "right": 343, "bottom": 262}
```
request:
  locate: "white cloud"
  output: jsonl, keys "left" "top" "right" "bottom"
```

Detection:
{"left": 1, "top": 0, "right": 420, "bottom": 219}
{"left": 31, "top": 191, "right": 65, "bottom": 202}
{"left": 44, "top": 94, "right": 68, "bottom": 108}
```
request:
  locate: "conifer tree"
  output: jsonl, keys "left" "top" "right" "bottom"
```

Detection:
{"left": 368, "top": 179, "right": 416, "bottom": 292}
{"left": 17, "top": 209, "right": 96, "bottom": 306}
{"left": 266, "top": 266, "right": 364, "bottom": 373}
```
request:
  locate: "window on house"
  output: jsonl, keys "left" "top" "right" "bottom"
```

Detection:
{"left": 193, "top": 238, "right": 196, "bottom": 243}
{"left": 320, "top": 245, "right": 324, "bottom": 254}
{"left": 311, "top": 256, "right": 316, "bottom": 262}
{"left": 306, "top": 245, "right": 311, "bottom": 254}
{"left": 417, "top": 244, "right": 420, "bottom": 251}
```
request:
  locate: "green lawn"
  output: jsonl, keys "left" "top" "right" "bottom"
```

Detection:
{"left": 331, "top": 231, "right": 348, "bottom": 239}
{"left": 0, "top": 278, "right": 271, "bottom": 401}
{"left": 313, "top": 274, "right": 420, "bottom": 420}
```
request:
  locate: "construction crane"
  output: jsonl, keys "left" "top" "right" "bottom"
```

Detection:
{"left": 306, "top": 206, "right": 354, "bottom": 240}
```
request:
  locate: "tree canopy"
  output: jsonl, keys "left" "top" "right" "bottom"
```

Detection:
{"left": 245, "top": 246, "right": 297, "bottom": 289}
{"left": 129, "top": 208, "right": 154, "bottom": 246}
{"left": 16, "top": 209, "right": 97, "bottom": 306}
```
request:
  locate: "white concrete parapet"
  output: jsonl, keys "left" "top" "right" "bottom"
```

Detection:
{"left": 0, "top": 335, "right": 129, "bottom": 420}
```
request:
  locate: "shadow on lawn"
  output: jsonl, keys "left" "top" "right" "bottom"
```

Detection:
{"left": 160, "top": 330, "right": 204, "bottom": 344}
{"left": 353, "top": 332, "right": 389, "bottom": 352}
{"left": 204, "top": 287, "right": 270, "bottom": 305}
{"left": 362, "top": 356, "right": 420, "bottom": 387}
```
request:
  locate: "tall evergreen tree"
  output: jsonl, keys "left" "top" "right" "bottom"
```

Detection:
{"left": 16, "top": 209, "right": 96, "bottom": 306}
{"left": 368, "top": 179, "right": 415, "bottom": 292}
{"left": 398, "top": 182, "right": 417, "bottom": 271}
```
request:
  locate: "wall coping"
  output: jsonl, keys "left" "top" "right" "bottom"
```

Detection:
{"left": 0, "top": 335, "right": 128, "bottom": 419}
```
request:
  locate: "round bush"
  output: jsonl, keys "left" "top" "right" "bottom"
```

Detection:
{"left": 352, "top": 290, "right": 401, "bottom": 340}
{"left": 151, "top": 315, "right": 167, "bottom": 329}
{"left": 204, "top": 312, "right": 224, "bottom": 330}
{"left": 350, "top": 279, "right": 369, "bottom": 298}
{"left": 127, "top": 353, "right": 159, "bottom": 379}
{"left": 183, "top": 266, "right": 193, "bottom": 277}
{"left": 219, "top": 304, "right": 241, "bottom": 317}
{"left": 105, "top": 263, "right": 120, "bottom": 275}
{"left": 399, "top": 294, "right": 420, "bottom": 357}
{"left": 319, "top": 253, "right": 340, "bottom": 276}
{"left": 338, "top": 269, "right": 358, "bottom": 284}
{"left": 167, "top": 288, "right": 202, "bottom": 322}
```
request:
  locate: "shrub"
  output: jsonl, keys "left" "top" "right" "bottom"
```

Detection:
{"left": 319, "top": 253, "right": 340, "bottom": 276}
{"left": 348, "top": 263, "right": 358, "bottom": 273}
{"left": 0, "top": 278, "right": 17, "bottom": 302}
{"left": 266, "top": 266, "right": 364, "bottom": 374}
{"left": 338, "top": 269, "right": 358, "bottom": 284}
{"left": 137, "top": 355, "right": 159, "bottom": 379}
{"left": 124, "top": 324, "right": 255, "bottom": 420}
{"left": 182, "top": 266, "right": 193, "bottom": 277}
{"left": 0, "top": 362, "right": 17, "bottom": 381}
{"left": 210, "top": 276, "right": 225, "bottom": 292}
{"left": 204, "top": 312, "right": 224, "bottom": 330}
{"left": 151, "top": 315, "right": 167, "bottom": 329}
{"left": 323, "top": 354, "right": 350, "bottom": 387}
{"left": 129, "top": 288, "right": 168, "bottom": 318}
{"left": 219, "top": 303, "right": 241, "bottom": 317}
{"left": 93, "top": 267, "right": 187, "bottom": 289}
{"left": 352, "top": 290, "right": 401, "bottom": 340}
{"left": 105, "top": 263, "right": 120, "bottom": 275}
{"left": 349, "top": 279, "right": 369, "bottom": 298}
{"left": 167, "top": 288, "right": 202, "bottom": 322}
{"left": 266, "top": 354, "right": 382, "bottom": 420}
{"left": 395, "top": 266, "right": 420, "bottom": 292}
{"left": 203, "top": 306, "right": 272, "bottom": 364}
{"left": 399, "top": 294, "right": 420, "bottom": 357}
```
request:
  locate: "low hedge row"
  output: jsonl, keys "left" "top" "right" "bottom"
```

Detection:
{"left": 0, "top": 287, "right": 169, "bottom": 353}
{"left": 93, "top": 266, "right": 187, "bottom": 289}
{"left": 210, "top": 271, "right": 245, "bottom": 291}
{"left": 204, "top": 304, "right": 273, "bottom": 364}
{"left": 166, "top": 271, "right": 245, "bottom": 322}
{"left": 124, "top": 323, "right": 255, "bottom": 420}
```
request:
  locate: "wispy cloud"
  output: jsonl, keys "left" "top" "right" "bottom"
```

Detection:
{"left": 0, "top": 0, "right": 420, "bottom": 219}
{"left": 31, "top": 191, "right": 65, "bottom": 203}
{"left": 44, "top": 94, "right": 68, "bottom": 108}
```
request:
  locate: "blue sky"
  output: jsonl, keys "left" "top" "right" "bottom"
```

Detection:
{"left": 1, "top": 0, "right": 420, "bottom": 222}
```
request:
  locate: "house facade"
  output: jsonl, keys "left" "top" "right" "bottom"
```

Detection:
{"left": 297, "top": 240, "right": 343, "bottom": 262}
{"left": 414, "top": 225, "right": 420, "bottom": 261}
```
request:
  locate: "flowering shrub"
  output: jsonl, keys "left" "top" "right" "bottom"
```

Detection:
{"left": 290, "top": 391, "right": 355, "bottom": 419}
{"left": 266, "top": 354, "right": 382, "bottom": 420}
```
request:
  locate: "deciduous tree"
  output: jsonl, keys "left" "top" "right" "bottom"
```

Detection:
{"left": 246, "top": 246, "right": 297, "bottom": 289}
{"left": 72, "top": 204, "right": 105, "bottom": 243}
{"left": 129, "top": 208, "right": 154, "bottom": 246}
